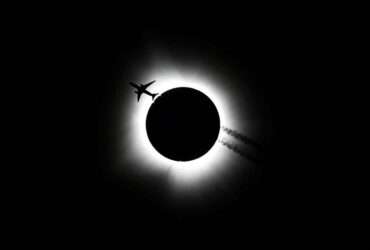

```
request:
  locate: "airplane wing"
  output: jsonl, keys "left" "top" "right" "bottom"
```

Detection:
{"left": 143, "top": 80, "right": 156, "bottom": 89}
{"left": 129, "top": 82, "right": 140, "bottom": 88}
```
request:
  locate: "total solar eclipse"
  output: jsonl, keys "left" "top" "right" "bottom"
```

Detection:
{"left": 146, "top": 87, "right": 220, "bottom": 161}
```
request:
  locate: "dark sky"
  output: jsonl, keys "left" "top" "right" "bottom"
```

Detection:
{"left": 34, "top": 7, "right": 336, "bottom": 242}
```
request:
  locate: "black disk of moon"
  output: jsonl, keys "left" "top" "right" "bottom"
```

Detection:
{"left": 146, "top": 87, "right": 220, "bottom": 162}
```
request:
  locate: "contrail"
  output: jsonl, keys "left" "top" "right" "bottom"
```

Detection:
{"left": 221, "top": 126, "right": 263, "bottom": 151}
{"left": 218, "top": 139, "right": 261, "bottom": 163}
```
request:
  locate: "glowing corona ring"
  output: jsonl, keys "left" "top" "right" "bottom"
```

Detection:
{"left": 122, "top": 65, "right": 237, "bottom": 191}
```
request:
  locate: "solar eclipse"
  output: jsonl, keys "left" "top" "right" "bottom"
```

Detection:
{"left": 123, "top": 69, "right": 235, "bottom": 189}
{"left": 107, "top": 32, "right": 271, "bottom": 198}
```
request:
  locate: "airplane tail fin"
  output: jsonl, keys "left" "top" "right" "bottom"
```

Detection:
{"left": 151, "top": 93, "right": 158, "bottom": 100}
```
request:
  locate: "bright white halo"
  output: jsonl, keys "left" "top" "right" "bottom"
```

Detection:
{"left": 121, "top": 64, "right": 238, "bottom": 190}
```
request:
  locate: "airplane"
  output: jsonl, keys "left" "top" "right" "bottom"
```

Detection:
{"left": 129, "top": 80, "right": 158, "bottom": 102}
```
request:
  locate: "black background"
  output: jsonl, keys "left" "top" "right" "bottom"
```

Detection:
{"left": 88, "top": 14, "right": 322, "bottom": 236}
{"left": 16, "top": 5, "right": 345, "bottom": 244}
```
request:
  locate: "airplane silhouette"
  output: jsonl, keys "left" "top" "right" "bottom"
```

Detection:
{"left": 129, "top": 80, "right": 158, "bottom": 102}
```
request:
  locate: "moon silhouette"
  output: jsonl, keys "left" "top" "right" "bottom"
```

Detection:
{"left": 146, "top": 87, "right": 220, "bottom": 162}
